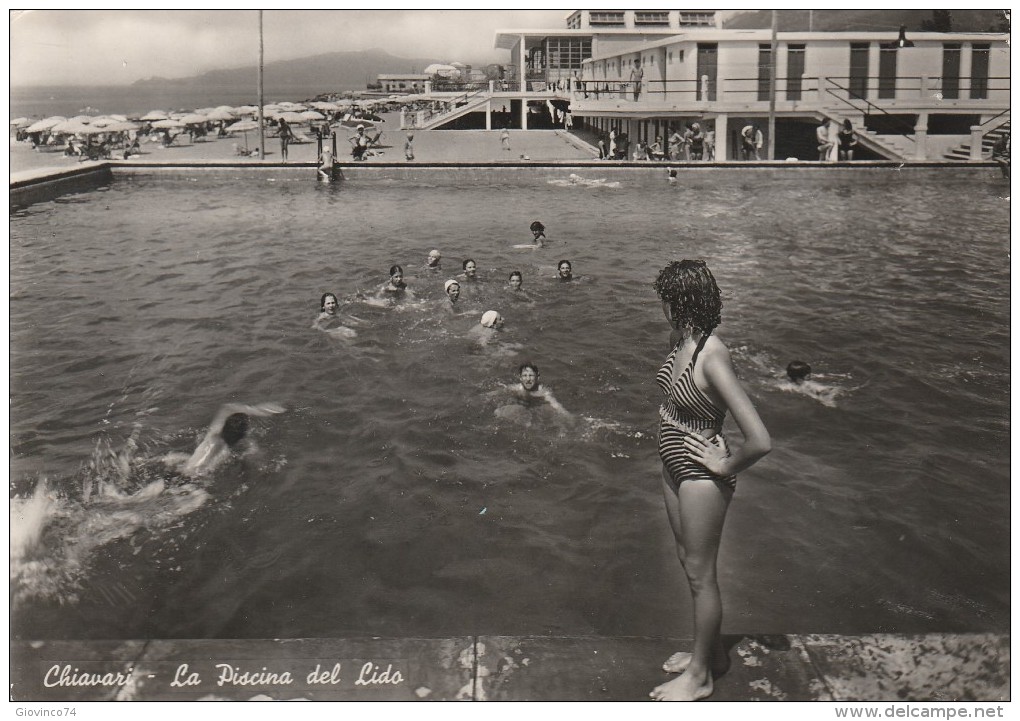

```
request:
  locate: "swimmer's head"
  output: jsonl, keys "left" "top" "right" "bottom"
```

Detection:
{"left": 389, "top": 264, "right": 404, "bottom": 279}
{"left": 445, "top": 279, "right": 460, "bottom": 300}
{"left": 557, "top": 260, "right": 573, "bottom": 280}
{"left": 427, "top": 249, "right": 441, "bottom": 266}
{"left": 530, "top": 221, "right": 545, "bottom": 233}
{"left": 221, "top": 413, "right": 249, "bottom": 447}
{"left": 462, "top": 259, "right": 477, "bottom": 277}
{"left": 519, "top": 362, "right": 540, "bottom": 391}
{"left": 787, "top": 361, "right": 812, "bottom": 383}
{"left": 481, "top": 310, "right": 503, "bottom": 329}
{"left": 668, "top": 168, "right": 678, "bottom": 178}
{"left": 508, "top": 271, "right": 523, "bottom": 290}
{"left": 320, "top": 292, "right": 339, "bottom": 313}
{"left": 407, "top": 132, "right": 414, "bottom": 140}
{"left": 653, "top": 259, "right": 722, "bottom": 337}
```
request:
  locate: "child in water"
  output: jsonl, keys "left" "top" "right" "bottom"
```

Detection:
{"left": 171, "top": 402, "right": 286, "bottom": 478}
{"left": 530, "top": 221, "right": 546, "bottom": 246}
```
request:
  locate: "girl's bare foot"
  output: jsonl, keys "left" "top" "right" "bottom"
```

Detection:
{"left": 661, "top": 650, "right": 731, "bottom": 676}
{"left": 649, "top": 672, "right": 713, "bottom": 701}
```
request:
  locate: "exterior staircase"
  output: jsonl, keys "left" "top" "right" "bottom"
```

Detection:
{"left": 943, "top": 119, "right": 1010, "bottom": 161}
{"left": 819, "top": 109, "right": 913, "bottom": 161}
{"left": 418, "top": 91, "right": 490, "bottom": 130}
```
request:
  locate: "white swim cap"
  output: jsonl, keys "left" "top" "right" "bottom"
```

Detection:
{"left": 444, "top": 279, "right": 459, "bottom": 292}
{"left": 481, "top": 310, "right": 500, "bottom": 328}
{"left": 429, "top": 249, "right": 442, "bottom": 258}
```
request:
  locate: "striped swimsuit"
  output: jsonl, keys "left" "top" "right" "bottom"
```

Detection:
{"left": 656, "top": 335, "right": 737, "bottom": 490}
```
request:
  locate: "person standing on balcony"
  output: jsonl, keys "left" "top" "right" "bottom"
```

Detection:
{"left": 630, "top": 59, "right": 644, "bottom": 101}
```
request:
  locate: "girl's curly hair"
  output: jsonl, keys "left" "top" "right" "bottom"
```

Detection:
{"left": 653, "top": 260, "right": 722, "bottom": 336}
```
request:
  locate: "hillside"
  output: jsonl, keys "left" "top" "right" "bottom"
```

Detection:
{"left": 724, "top": 9, "right": 1008, "bottom": 33}
{"left": 132, "top": 48, "right": 446, "bottom": 94}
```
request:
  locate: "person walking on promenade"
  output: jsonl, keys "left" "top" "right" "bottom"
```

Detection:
{"left": 649, "top": 260, "right": 771, "bottom": 702}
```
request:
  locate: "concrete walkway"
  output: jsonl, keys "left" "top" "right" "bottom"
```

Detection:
{"left": 11, "top": 633, "right": 1009, "bottom": 702}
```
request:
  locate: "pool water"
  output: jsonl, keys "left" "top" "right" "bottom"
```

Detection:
{"left": 10, "top": 167, "right": 1011, "bottom": 640}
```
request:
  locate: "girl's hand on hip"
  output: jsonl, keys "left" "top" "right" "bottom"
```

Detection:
{"left": 683, "top": 433, "right": 730, "bottom": 476}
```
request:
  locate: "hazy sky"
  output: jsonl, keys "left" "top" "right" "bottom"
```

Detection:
{"left": 10, "top": 9, "right": 572, "bottom": 86}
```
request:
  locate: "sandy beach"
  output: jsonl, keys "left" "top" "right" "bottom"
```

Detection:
{"left": 9, "top": 112, "right": 596, "bottom": 177}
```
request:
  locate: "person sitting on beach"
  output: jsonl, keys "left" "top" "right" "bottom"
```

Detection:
{"left": 64, "top": 138, "right": 80, "bottom": 157}
{"left": 317, "top": 144, "right": 334, "bottom": 181}
{"left": 530, "top": 221, "right": 547, "bottom": 245}
{"left": 350, "top": 124, "right": 372, "bottom": 160}
{"left": 377, "top": 265, "right": 409, "bottom": 298}
{"left": 557, "top": 259, "right": 573, "bottom": 282}
{"left": 123, "top": 138, "right": 141, "bottom": 160}
{"left": 170, "top": 402, "right": 286, "bottom": 479}
{"left": 991, "top": 132, "right": 1010, "bottom": 179}
{"left": 425, "top": 249, "right": 442, "bottom": 271}
{"left": 443, "top": 279, "right": 462, "bottom": 314}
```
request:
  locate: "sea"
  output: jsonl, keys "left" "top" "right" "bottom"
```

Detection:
{"left": 10, "top": 83, "right": 362, "bottom": 120}
{"left": 9, "top": 166, "right": 1011, "bottom": 642}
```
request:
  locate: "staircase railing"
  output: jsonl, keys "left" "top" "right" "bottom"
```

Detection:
{"left": 823, "top": 77, "right": 915, "bottom": 144}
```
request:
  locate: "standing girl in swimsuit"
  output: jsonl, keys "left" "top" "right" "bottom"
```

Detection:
{"left": 650, "top": 260, "right": 771, "bottom": 702}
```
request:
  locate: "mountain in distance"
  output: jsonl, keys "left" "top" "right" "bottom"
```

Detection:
{"left": 132, "top": 48, "right": 449, "bottom": 94}
{"left": 724, "top": 9, "right": 1008, "bottom": 33}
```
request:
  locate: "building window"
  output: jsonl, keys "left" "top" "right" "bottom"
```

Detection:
{"left": 679, "top": 12, "right": 714, "bottom": 27}
{"left": 590, "top": 11, "right": 625, "bottom": 26}
{"left": 786, "top": 44, "right": 805, "bottom": 101}
{"left": 566, "top": 12, "right": 581, "bottom": 29}
{"left": 971, "top": 43, "right": 990, "bottom": 99}
{"left": 545, "top": 37, "right": 592, "bottom": 70}
{"left": 668, "top": 51, "right": 673, "bottom": 62}
{"left": 635, "top": 11, "right": 669, "bottom": 25}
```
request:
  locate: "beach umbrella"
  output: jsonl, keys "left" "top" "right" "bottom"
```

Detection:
{"left": 301, "top": 110, "right": 326, "bottom": 121}
{"left": 10, "top": 117, "right": 31, "bottom": 128}
{"left": 309, "top": 101, "right": 340, "bottom": 111}
{"left": 205, "top": 109, "right": 235, "bottom": 121}
{"left": 233, "top": 105, "right": 259, "bottom": 116}
{"left": 26, "top": 116, "right": 67, "bottom": 132}
{"left": 103, "top": 121, "right": 140, "bottom": 133}
{"left": 225, "top": 119, "right": 260, "bottom": 151}
{"left": 141, "top": 110, "right": 169, "bottom": 121}
{"left": 151, "top": 118, "right": 185, "bottom": 129}
{"left": 51, "top": 120, "right": 101, "bottom": 135}
{"left": 67, "top": 115, "right": 95, "bottom": 124}
{"left": 179, "top": 113, "right": 208, "bottom": 125}
{"left": 278, "top": 111, "right": 306, "bottom": 124}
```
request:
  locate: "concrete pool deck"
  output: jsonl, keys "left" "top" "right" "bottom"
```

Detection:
{"left": 10, "top": 633, "right": 1009, "bottom": 702}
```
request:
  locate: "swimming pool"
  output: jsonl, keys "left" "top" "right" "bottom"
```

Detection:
{"left": 10, "top": 166, "right": 1010, "bottom": 640}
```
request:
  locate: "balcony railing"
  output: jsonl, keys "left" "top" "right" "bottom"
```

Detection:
{"left": 573, "top": 75, "right": 1010, "bottom": 107}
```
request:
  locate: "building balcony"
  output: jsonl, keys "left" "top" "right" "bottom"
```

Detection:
{"left": 570, "top": 76, "right": 1011, "bottom": 117}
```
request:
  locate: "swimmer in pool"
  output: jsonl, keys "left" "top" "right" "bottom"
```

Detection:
{"left": 779, "top": 360, "right": 847, "bottom": 407}
{"left": 425, "top": 249, "right": 442, "bottom": 271}
{"left": 529, "top": 220, "right": 547, "bottom": 246}
{"left": 172, "top": 402, "right": 286, "bottom": 478}
{"left": 460, "top": 258, "right": 479, "bottom": 282}
{"left": 313, "top": 292, "right": 360, "bottom": 336}
{"left": 557, "top": 259, "right": 573, "bottom": 282}
{"left": 443, "top": 279, "right": 462, "bottom": 314}
{"left": 377, "top": 265, "right": 409, "bottom": 298}
{"left": 468, "top": 310, "right": 504, "bottom": 345}
{"left": 508, "top": 271, "right": 524, "bottom": 291}
{"left": 668, "top": 167, "right": 678, "bottom": 184}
